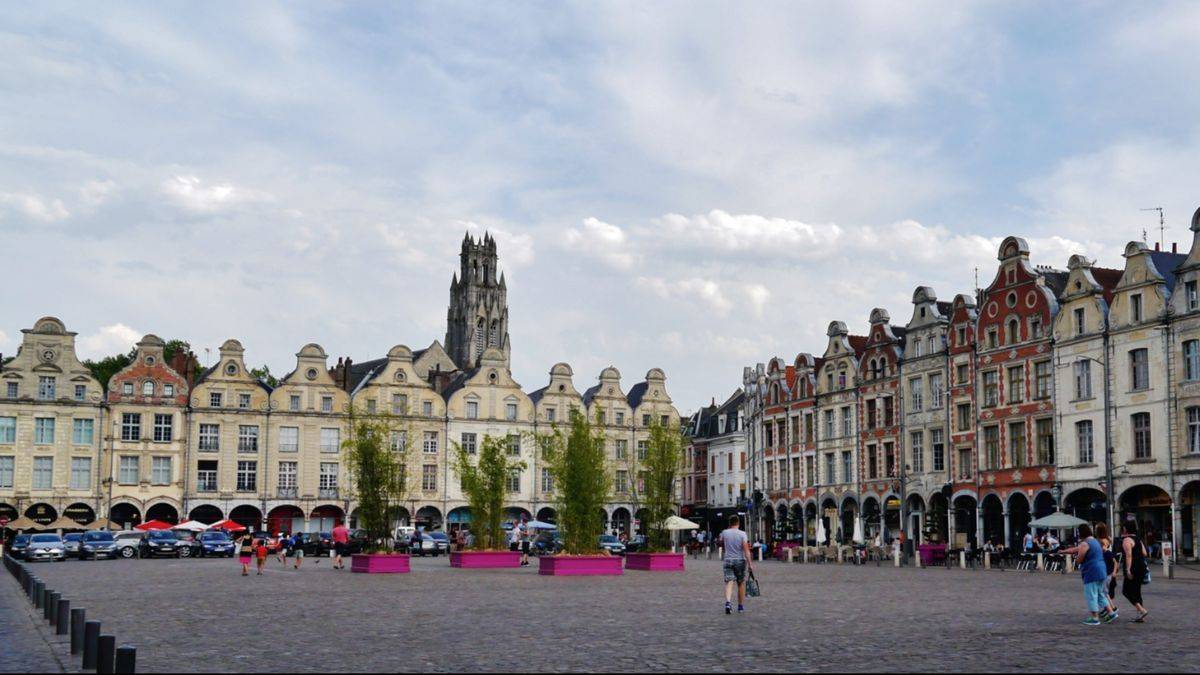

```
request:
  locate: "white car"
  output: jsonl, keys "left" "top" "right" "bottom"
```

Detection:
{"left": 24, "top": 534, "right": 67, "bottom": 562}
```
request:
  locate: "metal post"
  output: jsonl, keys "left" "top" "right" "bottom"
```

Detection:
{"left": 70, "top": 608, "right": 86, "bottom": 654}
{"left": 83, "top": 621, "right": 101, "bottom": 670}
{"left": 33, "top": 580, "right": 44, "bottom": 608}
{"left": 115, "top": 645, "right": 136, "bottom": 674}
{"left": 46, "top": 591, "right": 59, "bottom": 623}
{"left": 56, "top": 598, "right": 69, "bottom": 635}
{"left": 98, "top": 635, "right": 116, "bottom": 674}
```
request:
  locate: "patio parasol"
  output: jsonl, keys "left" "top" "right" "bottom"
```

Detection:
{"left": 815, "top": 518, "right": 827, "bottom": 545}
{"left": 665, "top": 515, "right": 699, "bottom": 530}
{"left": 172, "top": 520, "right": 211, "bottom": 532}
{"left": 208, "top": 519, "right": 248, "bottom": 533}
{"left": 135, "top": 520, "right": 175, "bottom": 531}
{"left": 524, "top": 520, "right": 557, "bottom": 530}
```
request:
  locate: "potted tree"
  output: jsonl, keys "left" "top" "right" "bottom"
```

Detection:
{"left": 538, "top": 411, "right": 622, "bottom": 576}
{"left": 625, "top": 420, "right": 687, "bottom": 571}
{"left": 450, "top": 435, "right": 526, "bottom": 568}
{"left": 345, "top": 413, "right": 413, "bottom": 574}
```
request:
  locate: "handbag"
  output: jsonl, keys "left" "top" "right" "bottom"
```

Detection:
{"left": 745, "top": 569, "right": 761, "bottom": 598}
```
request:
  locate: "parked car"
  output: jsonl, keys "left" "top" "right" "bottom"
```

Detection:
{"left": 138, "top": 530, "right": 181, "bottom": 558}
{"left": 24, "top": 534, "right": 67, "bottom": 562}
{"left": 62, "top": 533, "right": 84, "bottom": 557}
{"left": 173, "top": 531, "right": 202, "bottom": 558}
{"left": 534, "top": 531, "right": 563, "bottom": 555}
{"left": 78, "top": 531, "right": 119, "bottom": 560}
{"left": 408, "top": 533, "right": 442, "bottom": 557}
{"left": 198, "top": 530, "right": 236, "bottom": 557}
{"left": 114, "top": 531, "right": 143, "bottom": 559}
{"left": 624, "top": 535, "right": 648, "bottom": 553}
{"left": 427, "top": 531, "right": 451, "bottom": 554}
{"left": 598, "top": 534, "right": 626, "bottom": 556}
{"left": 9, "top": 534, "right": 31, "bottom": 557}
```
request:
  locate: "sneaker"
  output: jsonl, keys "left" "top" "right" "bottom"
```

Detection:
{"left": 1134, "top": 610, "right": 1149, "bottom": 623}
{"left": 1082, "top": 617, "right": 1101, "bottom": 626}
{"left": 737, "top": 605, "right": 745, "bottom": 614}
{"left": 724, "top": 602, "right": 731, "bottom": 615}
{"left": 1101, "top": 611, "right": 1118, "bottom": 624}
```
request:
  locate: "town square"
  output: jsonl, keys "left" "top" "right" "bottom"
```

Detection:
{"left": 3, "top": 2, "right": 1200, "bottom": 673}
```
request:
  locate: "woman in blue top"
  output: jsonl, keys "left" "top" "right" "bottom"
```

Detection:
{"left": 1063, "top": 523, "right": 1117, "bottom": 626}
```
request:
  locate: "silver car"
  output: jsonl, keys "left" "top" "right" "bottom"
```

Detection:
{"left": 63, "top": 533, "right": 84, "bottom": 557}
{"left": 24, "top": 534, "right": 67, "bottom": 562}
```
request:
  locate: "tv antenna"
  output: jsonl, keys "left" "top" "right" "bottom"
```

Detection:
{"left": 1141, "top": 207, "right": 1165, "bottom": 249}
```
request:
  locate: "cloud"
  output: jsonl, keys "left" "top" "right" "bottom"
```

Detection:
{"left": 564, "top": 218, "right": 634, "bottom": 269}
{"left": 161, "top": 175, "right": 271, "bottom": 214}
{"left": 77, "top": 324, "right": 141, "bottom": 360}
{"left": 0, "top": 191, "right": 69, "bottom": 222}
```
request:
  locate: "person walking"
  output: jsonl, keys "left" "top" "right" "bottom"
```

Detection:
{"left": 291, "top": 532, "right": 305, "bottom": 570}
{"left": 331, "top": 520, "right": 350, "bottom": 571}
{"left": 254, "top": 537, "right": 269, "bottom": 575}
{"left": 519, "top": 522, "right": 532, "bottom": 566}
{"left": 1062, "top": 523, "right": 1116, "bottom": 626}
{"left": 276, "top": 533, "right": 288, "bottom": 565}
{"left": 1120, "top": 520, "right": 1150, "bottom": 622}
{"left": 1096, "top": 523, "right": 1118, "bottom": 606}
{"left": 508, "top": 520, "right": 521, "bottom": 555}
{"left": 238, "top": 533, "right": 254, "bottom": 577}
{"left": 719, "top": 514, "right": 754, "bottom": 615}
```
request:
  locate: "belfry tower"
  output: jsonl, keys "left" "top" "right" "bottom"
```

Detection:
{"left": 445, "top": 232, "right": 510, "bottom": 370}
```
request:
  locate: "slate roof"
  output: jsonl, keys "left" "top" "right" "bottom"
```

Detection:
{"left": 347, "top": 357, "right": 388, "bottom": 392}
{"left": 582, "top": 383, "right": 602, "bottom": 407}
{"left": 936, "top": 301, "right": 953, "bottom": 317}
{"left": 527, "top": 385, "right": 549, "bottom": 406}
{"left": 193, "top": 364, "right": 274, "bottom": 392}
{"left": 1148, "top": 251, "right": 1188, "bottom": 292}
{"left": 1042, "top": 270, "right": 1071, "bottom": 298}
{"left": 626, "top": 381, "right": 649, "bottom": 409}
{"left": 848, "top": 335, "right": 869, "bottom": 356}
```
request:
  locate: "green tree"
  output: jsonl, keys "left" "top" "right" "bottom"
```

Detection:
{"left": 542, "top": 410, "right": 611, "bottom": 555}
{"left": 641, "top": 420, "right": 686, "bottom": 552}
{"left": 453, "top": 435, "right": 526, "bottom": 551}
{"left": 344, "top": 412, "right": 412, "bottom": 553}
{"left": 250, "top": 365, "right": 279, "bottom": 388}
{"left": 83, "top": 350, "right": 136, "bottom": 390}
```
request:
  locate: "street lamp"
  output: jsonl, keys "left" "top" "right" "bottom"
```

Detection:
{"left": 1051, "top": 483, "right": 1062, "bottom": 512}
{"left": 1066, "top": 353, "right": 1115, "bottom": 532}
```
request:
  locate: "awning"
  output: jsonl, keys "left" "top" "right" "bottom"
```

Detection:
{"left": 44, "top": 516, "right": 87, "bottom": 531}
{"left": 3, "top": 516, "right": 41, "bottom": 530}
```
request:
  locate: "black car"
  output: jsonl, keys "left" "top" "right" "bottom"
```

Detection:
{"left": 625, "top": 535, "right": 649, "bottom": 553}
{"left": 138, "top": 530, "right": 182, "bottom": 558}
{"left": 78, "top": 531, "right": 119, "bottom": 560}
{"left": 9, "top": 534, "right": 31, "bottom": 557}
{"left": 534, "top": 531, "right": 563, "bottom": 555}
{"left": 173, "top": 532, "right": 202, "bottom": 558}
{"left": 198, "top": 531, "right": 237, "bottom": 557}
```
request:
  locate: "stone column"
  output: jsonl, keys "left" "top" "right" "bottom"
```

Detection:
{"left": 1003, "top": 509, "right": 1011, "bottom": 550}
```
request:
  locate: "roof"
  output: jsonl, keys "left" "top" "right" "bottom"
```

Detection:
{"left": 626, "top": 381, "right": 649, "bottom": 409}
{"left": 1042, "top": 270, "right": 1070, "bottom": 298}
{"left": 848, "top": 335, "right": 869, "bottom": 356}
{"left": 1148, "top": 251, "right": 1188, "bottom": 292}
{"left": 936, "top": 301, "right": 953, "bottom": 317}
{"left": 193, "top": 364, "right": 273, "bottom": 393}
{"left": 440, "top": 369, "right": 476, "bottom": 400}
{"left": 1091, "top": 267, "right": 1124, "bottom": 303}
{"left": 347, "top": 357, "right": 388, "bottom": 391}
{"left": 582, "top": 383, "right": 602, "bottom": 407}
{"left": 527, "top": 385, "right": 549, "bottom": 406}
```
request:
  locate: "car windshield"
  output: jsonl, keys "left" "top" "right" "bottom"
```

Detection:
{"left": 13, "top": 535, "right": 30, "bottom": 544}
{"left": 64, "top": 534, "right": 82, "bottom": 542}
{"left": 201, "top": 532, "right": 230, "bottom": 542}
{"left": 83, "top": 532, "right": 114, "bottom": 542}
{"left": 31, "top": 534, "right": 62, "bottom": 544}
{"left": 599, "top": 535, "right": 618, "bottom": 543}
{"left": 430, "top": 532, "right": 449, "bottom": 541}
{"left": 148, "top": 531, "right": 177, "bottom": 541}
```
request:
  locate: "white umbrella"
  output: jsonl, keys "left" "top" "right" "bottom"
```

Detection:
{"left": 852, "top": 517, "right": 864, "bottom": 544}
{"left": 524, "top": 520, "right": 557, "bottom": 531}
{"left": 816, "top": 518, "right": 827, "bottom": 545}
{"left": 1027, "top": 512, "right": 1087, "bottom": 529}
{"left": 173, "top": 520, "right": 210, "bottom": 532}
{"left": 665, "top": 515, "right": 699, "bottom": 531}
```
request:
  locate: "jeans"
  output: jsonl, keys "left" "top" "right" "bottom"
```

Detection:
{"left": 1083, "top": 581, "right": 1108, "bottom": 613}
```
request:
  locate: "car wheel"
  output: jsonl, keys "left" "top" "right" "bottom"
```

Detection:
{"left": 179, "top": 547, "right": 191, "bottom": 558}
{"left": 120, "top": 546, "right": 135, "bottom": 559}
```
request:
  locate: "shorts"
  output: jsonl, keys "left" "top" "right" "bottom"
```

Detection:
{"left": 723, "top": 560, "right": 747, "bottom": 584}
{"left": 521, "top": 541, "right": 530, "bottom": 554}
{"left": 293, "top": 548, "right": 305, "bottom": 558}
{"left": 510, "top": 542, "right": 519, "bottom": 552}
{"left": 1083, "top": 581, "right": 1107, "bottom": 613}
{"left": 334, "top": 542, "right": 347, "bottom": 556}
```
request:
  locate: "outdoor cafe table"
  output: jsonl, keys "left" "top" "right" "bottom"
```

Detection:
{"left": 917, "top": 543, "right": 947, "bottom": 566}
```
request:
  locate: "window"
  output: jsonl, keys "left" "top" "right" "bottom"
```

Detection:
{"left": 866, "top": 445, "right": 878, "bottom": 479}
{"left": 320, "top": 463, "right": 339, "bottom": 490}
{"left": 121, "top": 413, "right": 142, "bottom": 441}
{"left": 507, "top": 435, "right": 521, "bottom": 456}
{"left": 984, "top": 426, "right": 1000, "bottom": 470}
{"left": 423, "top": 431, "right": 438, "bottom": 454}
{"left": 541, "top": 468, "right": 554, "bottom": 493}
{"left": 34, "top": 417, "right": 55, "bottom": 444}
{"left": 72, "top": 419, "right": 93, "bottom": 445}
{"left": 642, "top": 414, "right": 651, "bottom": 427}
{"left": 615, "top": 470, "right": 629, "bottom": 494}
{"left": 1006, "top": 318, "right": 1019, "bottom": 344}
{"left": 806, "top": 457, "right": 815, "bottom": 486}
{"left": 1188, "top": 280, "right": 1199, "bottom": 312}
{"left": 983, "top": 371, "right": 998, "bottom": 407}
{"left": 1130, "top": 349, "right": 1150, "bottom": 391}
{"left": 33, "top": 457, "right": 53, "bottom": 489}
{"left": 1074, "top": 360, "right": 1093, "bottom": 399}
{"left": 909, "top": 378, "right": 923, "bottom": 412}
{"left": 1188, "top": 407, "right": 1200, "bottom": 455}
{"left": 931, "top": 429, "right": 945, "bottom": 472}
{"left": 1009, "top": 422, "right": 1026, "bottom": 468}
{"left": 930, "top": 374, "right": 943, "bottom": 409}
{"left": 210, "top": 392, "right": 222, "bottom": 408}
{"left": 279, "top": 427, "right": 299, "bottom": 453}
{"left": 6, "top": 382, "right": 16, "bottom": 398}
{"left": 1034, "top": 361, "right": 1052, "bottom": 399}
{"left": 74, "top": 385, "right": 86, "bottom": 401}
{"left": 958, "top": 448, "right": 973, "bottom": 480}
{"left": 390, "top": 431, "right": 407, "bottom": 452}
{"left": 824, "top": 453, "right": 835, "bottom": 484}
{"left": 37, "top": 376, "right": 56, "bottom": 400}
{"left": 119, "top": 456, "right": 139, "bottom": 484}
{"left": 956, "top": 363, "right": 969, "bottom": 384}
{"left": 392, "top": 394, "right": 407, "bottom": 414}
{"left": 866, "top": 399, "right": 877, "bottom": 430}
{"left": 841, "top": 406, "right": 852, "bottom": 436}
{"left": 321, "top": 396, "right": 333, "bottom": 413}
{"left": 1131, "top": 293, "right": 1143, "bottom": 323}
{"left": 957, "top": 403, "right": 971, "bottom": 432}
{"left": 615, "top": 412, "right": 625, "bottom": 426}
{"left": 142, "top": 381, "right": 154, "bottom": 397}
{"left": 1132, "top": 412, "right": 1152, "bottom": 460}
{"left": 70, "top": 457, "right": 91, "bottom": 490}
{"left": 153, "top": 414, "right": 173, "bottom": 442}
{"left": 199, "top": 424, "right": 220, "bottom": 451}
{"left": 279, "top": 462, "right": 297, "bottom": 492}
{"left": 237, "top": 425, "right": 259, "bottom": 453}
{"left": 615, "top": 440, "right": 628, "bottom": 460}
{"left": 237, "top": 461, "right": 257, "bottom": 492}
{"left": 367, "top": 398, "right": 378, "bottom": 414}
{"left": 1077, "top": 420, "right": 1094, "bottom": 464}
{"left": 1035, "top": 418, "right": 1054, "bottom": 465}
{"left": 885, "top": 442, "right": 896, "bottom": 477}
{"left": 238, "top": 393, "right": 251, "bottom": 409}
{"left": 459, "top": 432, "right": 477, "bottom": 454}
{"left": 163, "top": 384, "right": 174, "bottom": 397}
{"left": 289, "top": 395, "right": 301, "bottom": 412}
{"left": 957, "top": 326, "right": 967, "bottom": 346}
{"left": 841, "top": 451, "right": 852, "bottom": 483}
{"left": 1030, "top": 317, "right": 1043, "bottom": 339}
{"left": 1185, "top": 341, "right": 1200, "bottom": 381}
{"left": 422, "top": 401, "right": 433, "bottom": 416}
{"left": 505, "top": 469, "right": 521, "bottom": 493}
{"left": 320, "top": 428, "right": 340, "bottom": 453}
{"left": 151, "top": 456, "right": 171, "bottom": 485}
{"left": 823, "top": 410, "right": 834, "bottom": 438}
{"left": 1007, "top": 366, "right": 1024, "bottom": 404}
{"left": 911, "top": 431, "right": 924, "bottom": 473}
{"left": 123, "top": 382, "right": 134, "bottom": 396}
{"left": 501, "top": 402, "right": 517, "bottom": 420}
{"left": 0, "top": 456, "right": 13, "bottom": 488}
{"left": 197, "top": 461, "right": 218, "bottom": 492}
{"left": 1074, "top": 308, "right": 1086, "bottom": 336}
{"left": 466, "top": 401, "right": 479, "bottom": 419}
{"left": 546, "top": 407, "right": 556, "bottom": 423}
{"left": 637, "top": 440, "right": 648, "bottom": 460}
{"left": 422, "top": 464, "right": 437, "bottom": 491}
{"left": 0, "top": 417, "right": 14, "bottom": 444}
{"left": 987, "top": 328, "right": 998, "bottom": 349}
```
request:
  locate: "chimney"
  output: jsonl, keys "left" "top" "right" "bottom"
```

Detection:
{"left": 1155, "top": 242, "right": 1161, "bottom": 251}
{"left": 1173, "top": 242, "right": 1178, "bottom": 254}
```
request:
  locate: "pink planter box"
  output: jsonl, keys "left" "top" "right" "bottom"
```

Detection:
{"left": 450, "top": 550, "right": 522, "bottom": 568}
{"left": 625, "top": 552, "right": 685, "bottom": 572}
{"left": 538, "top": 555, "right": 624, "bottom": 576}
{"left": 350, "top": 553, "right": 411, "bottom": 574}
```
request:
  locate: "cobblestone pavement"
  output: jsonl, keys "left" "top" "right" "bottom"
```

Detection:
{"left": 0, "top": 568, "right": 69, "bottom": 673}
{"left": 17, "top": 554, "right": 1200, "bottom": 673}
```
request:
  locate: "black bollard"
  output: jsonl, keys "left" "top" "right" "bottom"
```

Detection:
{"left": 33, "top": 580, "right": 44, "bottom": 608}
{"left": 41, "top": 588, "right": 52, "bottom": 617}
{"left": 98, "top": 635, "right": 116, "bottom": 674}
{"left": 82, "top": 620, "right": 101, "bottom": 670}
{"left": 56, "top": 599, "right": 70, "bottom": 635}
{"left": 70, "top": 608, "right": 86, "bottom": 654}
{"left": 114, "top": 645, "right": 136, "bottom": 674}
{"left": 47, "top": 591, "right": 59, "bottom": 623}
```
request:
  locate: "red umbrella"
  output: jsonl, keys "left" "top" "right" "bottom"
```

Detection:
{"left": 210, "top": 519, "right": 248, "bottom": 533}
{"left": 135, "top": 520, "right": 174, "bottom": 531}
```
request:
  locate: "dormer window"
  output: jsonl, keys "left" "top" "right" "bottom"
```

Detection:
{"left": 1131, "top": 293, "right": 1143, "bottom": 323}
{"left": 142, "top": 381, "right": 154, "bottom": 397}
{"left": 163, "top": 384, "right": 174, "bottom": 397}
{"left": 1030, "top": 317, "right": 1043, "bottom": 339}
{"left": 123, "top": 382, "right": 134, "bottom": 396}
{"left": 1187, "top": 281, "right": 1199, "bottom": 311}
{"left": 1006, "top": 319, "right": 1019, "bottom": 344}
{"left": 1074, "top": 308, "right": 1085, "bottom": 336}
{"left": 225, "top": 362, "right": 238, "bottom": 376}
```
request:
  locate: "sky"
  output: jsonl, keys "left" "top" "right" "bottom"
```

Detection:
{"left": 2, "top": 2, "right": 1199, "bottom": 414}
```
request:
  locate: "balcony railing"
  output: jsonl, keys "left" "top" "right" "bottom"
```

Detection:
{"left": 318, "top": 488, "right": 339, "bottom": 500}
{"left": 278, "top": 487, "right": 298, "bottom": 499}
